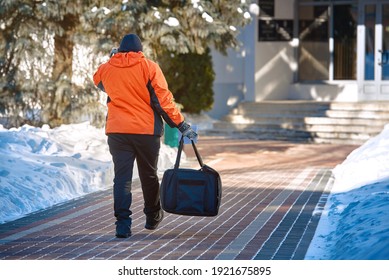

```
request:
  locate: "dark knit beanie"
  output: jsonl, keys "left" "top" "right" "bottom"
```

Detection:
{"left": 118, "top": 34, "right": 143, "bottom": 53}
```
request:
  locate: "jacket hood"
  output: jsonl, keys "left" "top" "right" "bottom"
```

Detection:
{"left": 108, "top": 52, "right": 145, "bottom": 68}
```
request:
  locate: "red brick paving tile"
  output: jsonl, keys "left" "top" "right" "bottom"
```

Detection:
{"left": 0, "top": 137, "right": 358, "bottom": 260}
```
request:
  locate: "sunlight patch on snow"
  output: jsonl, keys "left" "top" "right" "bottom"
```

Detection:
{"left": 0, "top": 122, "right": 179, "bottom": 224}
{"left": 306, "top": 124, "right": 389, "bottom": 260}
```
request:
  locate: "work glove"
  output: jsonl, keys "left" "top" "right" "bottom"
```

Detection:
{"left": 178, "top": 122, "right": 198, "bottom": 140}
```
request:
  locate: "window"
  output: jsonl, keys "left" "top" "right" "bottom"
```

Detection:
{"left": 333, "top": 4, "right": 357, "bottom": 80}
{"left": 298, "top": 1, "right": 358, "bottom": 81}
{"left": 298, "top": 5, "right": 329, "bottom": 81}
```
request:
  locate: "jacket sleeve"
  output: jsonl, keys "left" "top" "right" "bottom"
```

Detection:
{"left": 146, "top": 60, "right": 184, "bottom": 128}
{"left": 93, "top": 66, "right": 106, "bottom": 92}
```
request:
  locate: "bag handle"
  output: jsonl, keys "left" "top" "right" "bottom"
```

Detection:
{"left": 174, "top": 136, "right": 204, "bottom": 169}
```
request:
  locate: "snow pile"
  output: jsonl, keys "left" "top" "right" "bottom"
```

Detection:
{"left": 0, "top": 122, "right": 178, "bottom": 224}
{"left": 332, "top": 124, "right": 389, "bottom": 192}
{"left": 306, "top": 124, "right": 389, "bottom": 260}
{"left": 2, "top": 114, "right": 388, "bottom": 259}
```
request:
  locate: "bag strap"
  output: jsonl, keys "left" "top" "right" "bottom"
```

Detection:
{"left": 191, "top": 138, "right": 204, "bottom": 167}
{"left": 173, "top": 137, "right": 184, "bottom": 169}
{"left": 174, "top": 136, "right": 204, "bottom": 169}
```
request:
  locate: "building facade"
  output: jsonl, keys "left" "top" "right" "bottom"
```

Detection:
{"left": 209, "top": 0, "right": 389, "bottom": 118}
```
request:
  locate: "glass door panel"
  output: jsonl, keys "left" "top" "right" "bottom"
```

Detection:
{"left": 358, "top": 1, "right": 389, "bottom": 100}
{"left": 382, "top": 4, "right": 389, "bottom": 80}
{"left": 365, "top": 5, "right": 375, "bottom": 80}
{"left": 298, "top": 5, "right": 329, "bottom": 81}
{"left": 333, "top": 4, "right": 357, "bottom": 80}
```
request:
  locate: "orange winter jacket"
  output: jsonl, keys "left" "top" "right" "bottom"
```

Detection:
{"left": 93, "top": 52, "right": 184, "bottom": 136}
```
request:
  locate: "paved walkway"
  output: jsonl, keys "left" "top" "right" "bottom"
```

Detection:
{"left": 0, "top": 137, "right": 358, "bottom": 260}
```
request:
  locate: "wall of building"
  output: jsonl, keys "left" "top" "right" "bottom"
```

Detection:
{"left": 254, "top": 0, "right": 295, "bottom": 101}
{"left": 208, "top": 0, "right": 361, "bottom": 120}
{"left": 254, "top": 0, "right": 359, "bottom": 102}
{"left": 208, "top": 14, "right": 256, "bottom": 119}
{"left": 255, "top": 41, "right": 295, "bottom": 100}
{"left": 289, "top": 83, "right": 359, "bottom": 101}
{"left": 208, "top": 48, "right": 245, "bottom": 119}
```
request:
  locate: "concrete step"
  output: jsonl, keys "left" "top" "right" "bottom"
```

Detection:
{"left": 206, "top": 101, "right": 389, "bottom": 144}
{"left": 313, "top": 131, "right": 371, "bottom": 141}
{"left": 328, "top": 101, "right": 389, "bottom": 111}
{"left": 236, "top": 100, "right": 389, "bottom": 112}
{"left": 205, "top": 125, "right": 373, "bottom": 145}
{"left": 219, "top": 118, "right": 387, "bottom": 132}
{"left": 204, "top": 127, "right": 312, "bottom": 142}
{"left": 228, "top": 110, "right": 389, "bottom": 120}
{"left": 232, "top": 101, "right": 329, "bottom": 115}
{"left": 304, "top": 116, "right": 389, "bottom": 126}
{"left": 211, "top": 121, "right": 378, "bottom": 136}
{"left": 226, "top": 115, "right": 389, "bottom": 127}
{"left": 225, "top": 115, "right": 313, "bottom": 123}
{"left": 324, "top": 110, "right": 389, "bottom": 119}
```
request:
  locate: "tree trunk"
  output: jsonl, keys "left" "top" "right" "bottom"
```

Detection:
{"left": 52, "top": 14, "right": 78, "bottom": 82}
{"left": 48, "top": 14, "right": 79, "bottom": 125}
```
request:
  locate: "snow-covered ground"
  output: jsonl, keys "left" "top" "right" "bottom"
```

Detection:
{"left": 0, "top": 119, "right": 388, "bottom": 259}
{"left": 305, "top": 124, "right": 389, "bottom": 260}
{"left": 0, "top": 122, "right": 179, "bottom": 224}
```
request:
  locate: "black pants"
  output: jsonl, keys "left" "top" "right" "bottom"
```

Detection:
{"left": 107, "top": 134, "right": 161, "bottom": 225}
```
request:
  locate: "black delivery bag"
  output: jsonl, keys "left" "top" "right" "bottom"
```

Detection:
{"left": 160, "top": 136, "right": 222, "bottom": 216}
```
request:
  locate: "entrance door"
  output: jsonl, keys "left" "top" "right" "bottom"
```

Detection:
{"left": 358, "top": 1, "right": 389, "bottom": 100}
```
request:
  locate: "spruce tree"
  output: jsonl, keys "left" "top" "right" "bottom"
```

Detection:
{"left": 0, "top": 0, "right": 254, "bottom": 128}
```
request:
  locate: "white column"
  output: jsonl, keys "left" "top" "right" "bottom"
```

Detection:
{"left": 243, "top": 12, "right": 257, "bottom": 102}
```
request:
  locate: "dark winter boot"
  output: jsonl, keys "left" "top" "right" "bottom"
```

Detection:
{"left": 145, "top": 209, "right": 164, "bottom": 230}
{"left": 115, "top": 220, "right": 132, "bottom": 238}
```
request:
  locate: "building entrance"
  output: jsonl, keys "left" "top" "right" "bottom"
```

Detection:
{"left": 358, "top": 0, "right": 389, "bottom": 99}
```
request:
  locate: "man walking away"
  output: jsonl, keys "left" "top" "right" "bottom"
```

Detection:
{"left": 93, "top": 34, "right": 197, "bottom": 238}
